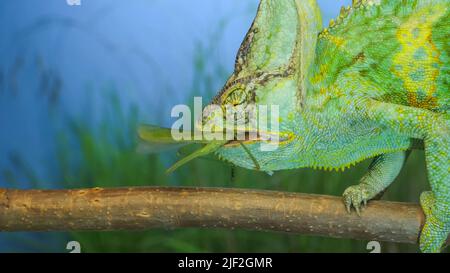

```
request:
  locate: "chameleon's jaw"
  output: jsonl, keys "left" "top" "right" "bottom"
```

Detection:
{"left": 213, "top": 128, "right": 295, "bottom": 173}
{"left": 164, "top": 128, "right": 291, "bottom": 174}
{"left": 223, "top": 129, "right": 292, "bottom": 147}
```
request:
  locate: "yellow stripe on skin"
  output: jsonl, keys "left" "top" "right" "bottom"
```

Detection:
{"left": 392, "top": 5, "right": 446, "bottom": 110}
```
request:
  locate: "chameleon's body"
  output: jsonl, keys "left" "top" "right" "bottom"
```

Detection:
{"left": 211, "top": 0, "right": 449, "bottom": 252}
{"left": 140, "top": 0, "right": 449, "bottom": 252}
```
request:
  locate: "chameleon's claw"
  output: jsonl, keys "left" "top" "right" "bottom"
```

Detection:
{"left": 419, "top": 191, "right": 450, "bottom": 253}
{"left": 342, "top": 185, "right": 370, "bottom": 216}
{"left": 354, "top": 205, "right": 361, "bottom": 216}
{"left": 345, "top": 202, "right": 351, "bottom": 214}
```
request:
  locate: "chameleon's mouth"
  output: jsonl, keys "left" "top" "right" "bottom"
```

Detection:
{"left": 164, "top": 129, "right": 292, "bottom": 173}
{"left": 223, "top": 129, "right": 292, "bottom": 147}
{"left": 137, "top": 124, "right": 293, "bottom": 174}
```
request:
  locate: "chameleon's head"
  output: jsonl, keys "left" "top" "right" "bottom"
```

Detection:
{"left": 196, "top": 0, "right": 323, "bottom": 172}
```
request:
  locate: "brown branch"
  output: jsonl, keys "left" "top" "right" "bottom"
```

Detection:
{"left": 0, "top": 187, "right": 448, "bottom": 245}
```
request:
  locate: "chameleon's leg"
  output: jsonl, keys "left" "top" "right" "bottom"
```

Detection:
{"left": 360, "top": 99, "right": 449, "bottom": 253}
{"left": 343, "top": 151, "right": 407, "bottom": 215}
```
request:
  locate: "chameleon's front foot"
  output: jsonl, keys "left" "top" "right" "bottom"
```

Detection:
{"left": 419, "top": 191, "right": 450, "bottom": 253}
{"left": 342, "top": 184, "right": 370, "bottom": 215}
{"left": 342, "top": 152, "right": 406, "bottom": 216}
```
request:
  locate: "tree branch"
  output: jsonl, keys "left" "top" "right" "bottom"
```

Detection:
{"left": 0, "top": 187, "right": 448, "bottom": 245}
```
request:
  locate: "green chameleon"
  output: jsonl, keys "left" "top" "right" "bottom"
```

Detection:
{"left": 140, "top": 0, "right": 449, "bottom": 252}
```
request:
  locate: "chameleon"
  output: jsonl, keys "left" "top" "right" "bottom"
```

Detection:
{"left": 139, "top": 0, "right": 449, "bottom": 252}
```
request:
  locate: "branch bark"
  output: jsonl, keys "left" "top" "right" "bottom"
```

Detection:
{"left": 0, "top": 186, "right": 448, "bottom": 245}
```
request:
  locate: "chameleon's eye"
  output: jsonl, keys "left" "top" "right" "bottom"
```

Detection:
{"left": 224, "top": 86, "right": 248, "bottom": 106}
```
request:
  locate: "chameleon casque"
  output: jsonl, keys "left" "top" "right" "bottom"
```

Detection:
{"left": 140, "top": 0, "right": 449, "bottom": 252}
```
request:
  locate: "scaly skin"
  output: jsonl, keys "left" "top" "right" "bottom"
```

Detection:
{"left": 147, "top": 0, "right": 449, "bottom": 252}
